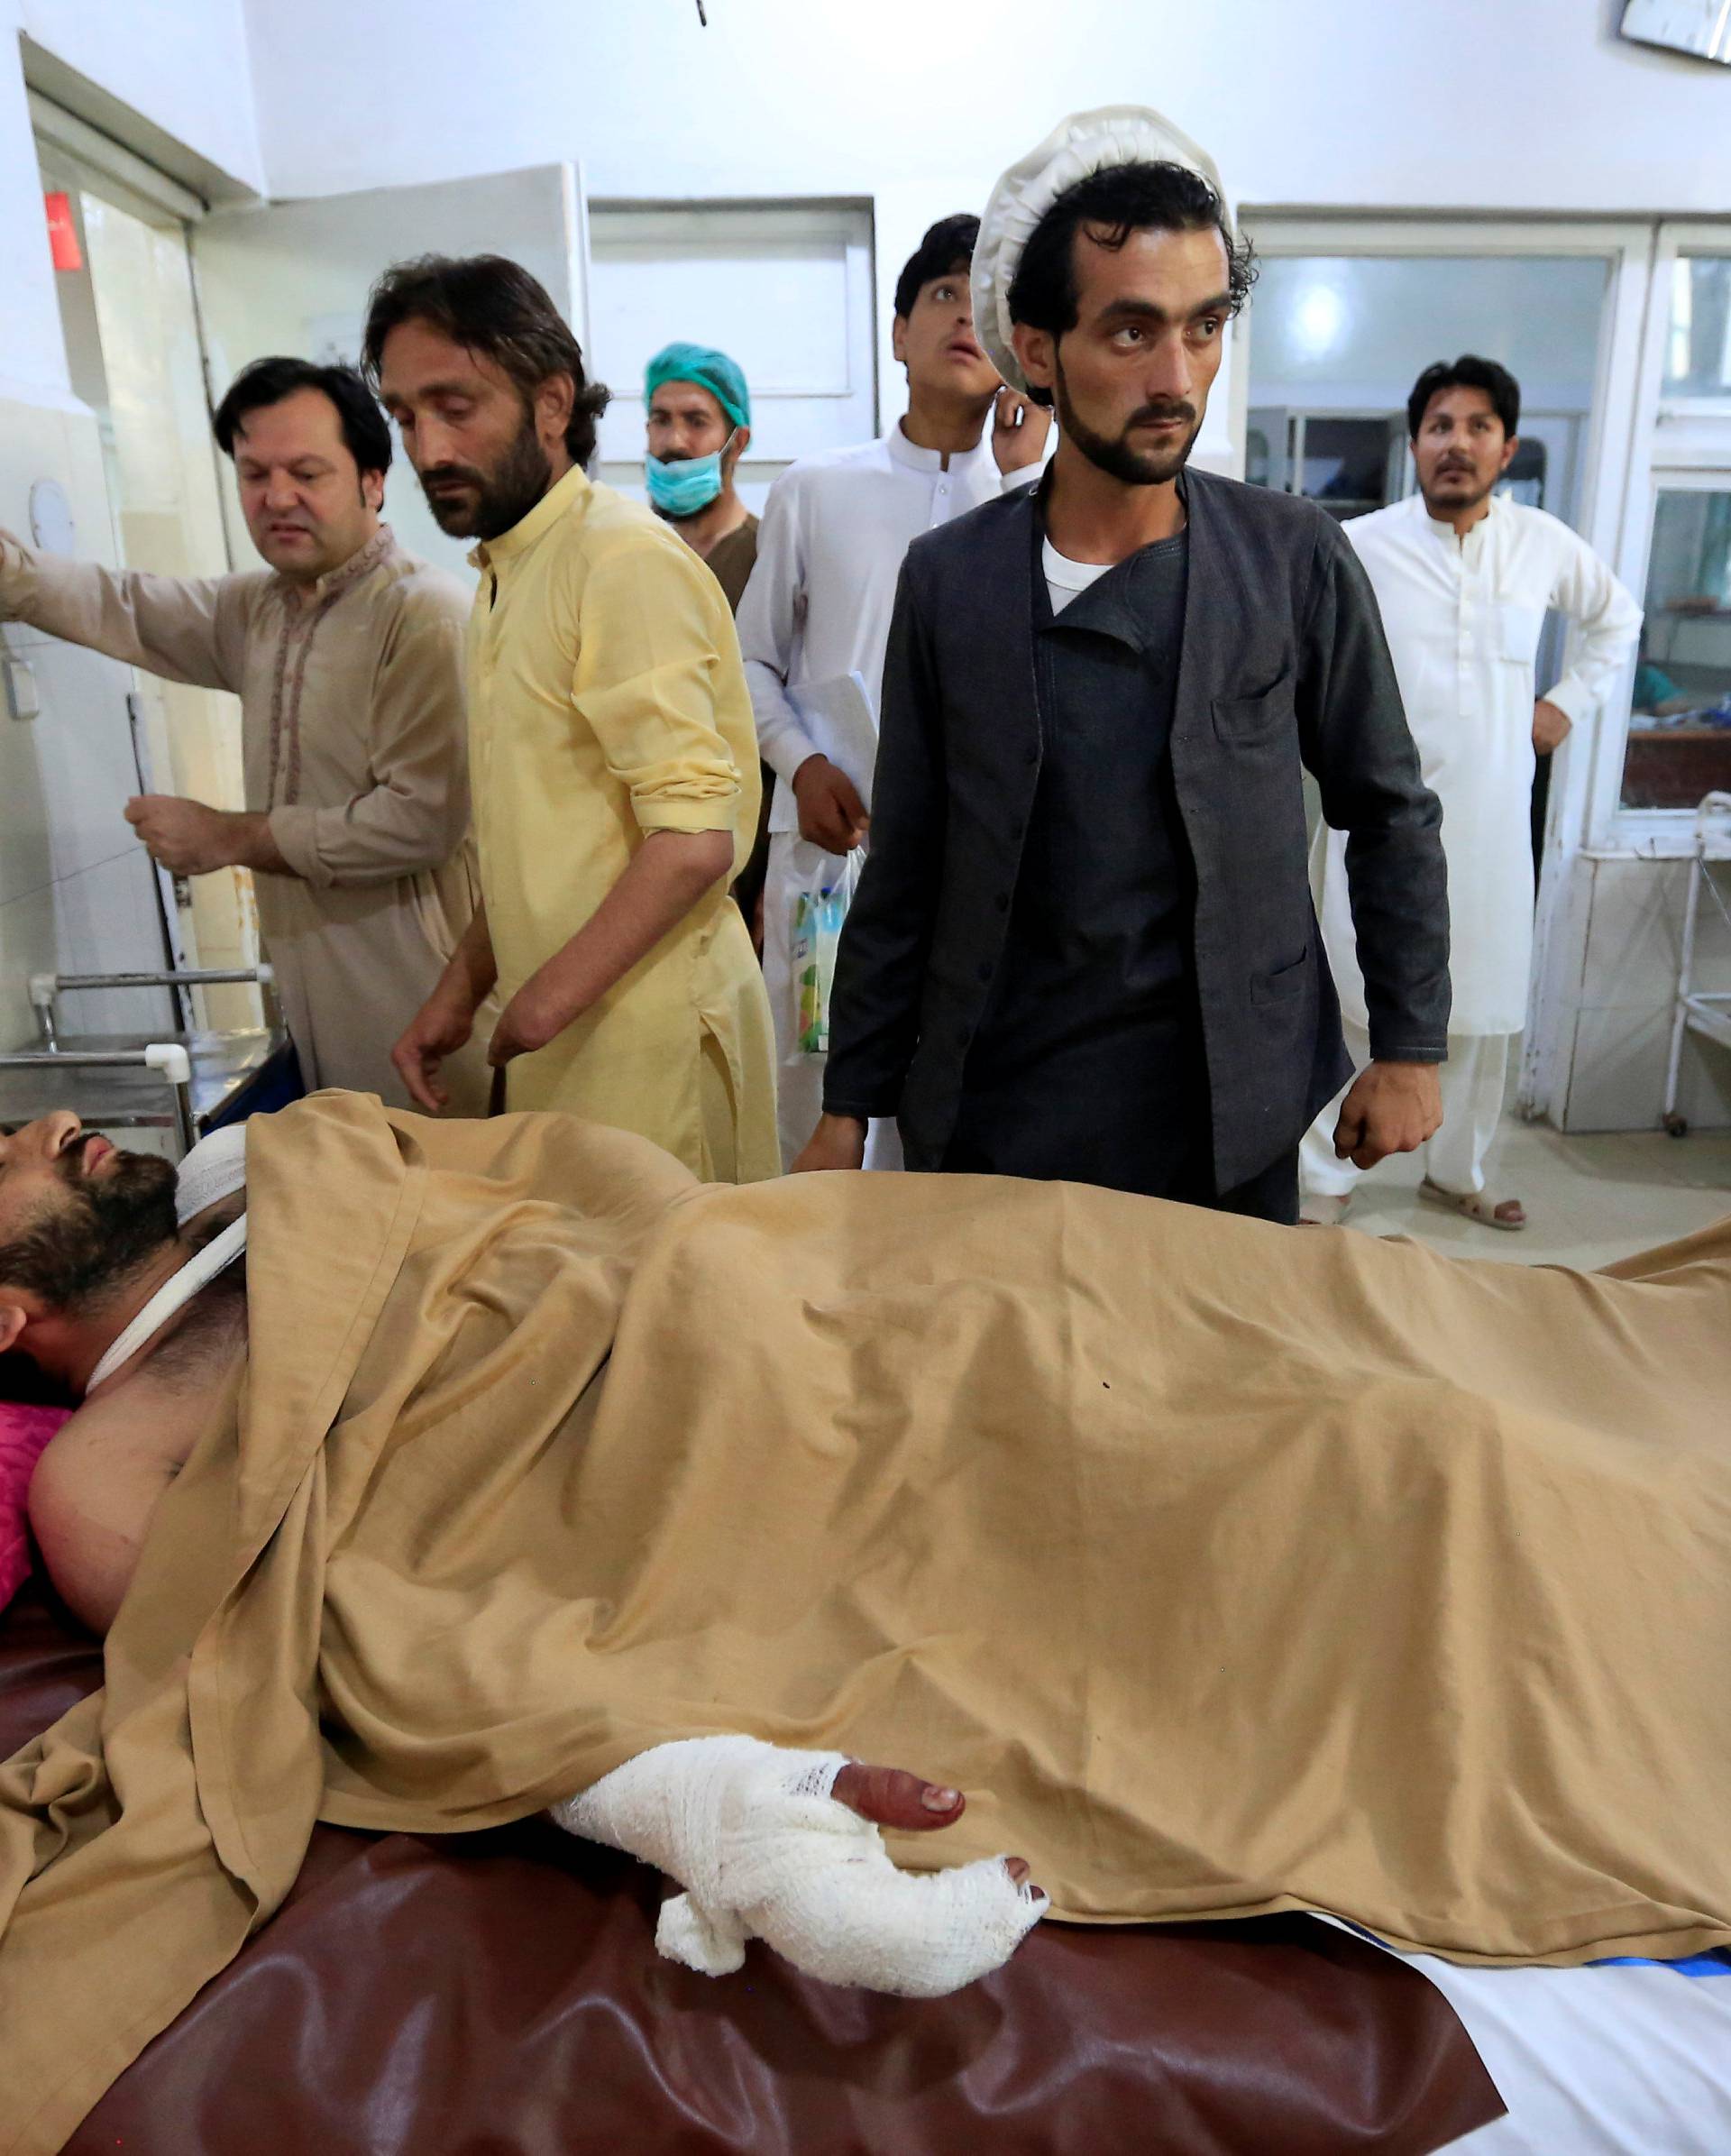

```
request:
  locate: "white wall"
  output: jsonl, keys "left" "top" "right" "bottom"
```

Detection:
{"left": 243, "top": 0, "right": 1731, "bottom": 219}
{"left": 240, "top": 0, "right": 1731, "bottom": 479}
{"left": 0, "top": 15, "right": 61, "bottom": 398}
{"left": 1544, "top": 852, "right": 1731, "bottom": 1133}
{"left": 17, "top": 0, "right": 264, "bottom": 196}
{"left": 0, "top": 0, "right": 261, "bottom": 1060}
{"left": 2, "top": 0, "right": 264, "bottom": 403}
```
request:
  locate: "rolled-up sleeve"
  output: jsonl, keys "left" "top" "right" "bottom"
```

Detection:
{"left": 266, "top": 585, "right": 472, "bottom": 888}
{"left": 572, "top": 540, "right": 742, "bottom": 837}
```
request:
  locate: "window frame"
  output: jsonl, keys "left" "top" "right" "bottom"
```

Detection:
{"left": 1598, "top": 222, "right": 1731, "bottom": 855}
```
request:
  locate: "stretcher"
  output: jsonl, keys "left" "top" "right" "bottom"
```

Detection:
{"left": 0, "top": 965, "right": 295, "bottom": 1157}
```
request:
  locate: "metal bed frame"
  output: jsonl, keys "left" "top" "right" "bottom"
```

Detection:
{"left": 0, "top": 966, "right": 284, "bottom": 1159}
{"left": 1662, "top": 793, "right": 1731, "bottom": 1138}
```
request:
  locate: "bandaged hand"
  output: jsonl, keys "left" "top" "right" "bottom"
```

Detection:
{"left": 549, "top": 1735, "right": 1047, "bottom": 1998}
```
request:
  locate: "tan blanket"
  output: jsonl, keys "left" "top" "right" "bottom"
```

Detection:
{"left": 4, "top": 1092, "right": 1729, "bottom": 2151}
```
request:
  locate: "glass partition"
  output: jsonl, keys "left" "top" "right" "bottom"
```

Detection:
{"left": 1662, "top": 256, "right": 1731, "bottom": 401}
{"left": 1622, "top": 486, "right": 1731, "bottom": 809}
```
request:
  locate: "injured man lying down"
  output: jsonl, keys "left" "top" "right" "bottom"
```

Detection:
{"left": 3, "top": 1091, "right": 1729, "bottom": 2145}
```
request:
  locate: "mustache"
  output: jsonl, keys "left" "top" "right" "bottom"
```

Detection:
{"left": 418, "top": 463, "right": 486, "bottom": 490}
{"left": 1127, "top": 401, "right": 1196, "bottom": 428}
{"left": 58, "top": 1134, "right": 102, "bottom": 1179}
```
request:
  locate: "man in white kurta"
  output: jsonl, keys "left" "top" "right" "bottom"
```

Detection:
{"left": 737, "top": 213, "right": 1049, "bottom": 1169}
{"left": 1303, "top": 358, "right": 1641, "bottom": 1226}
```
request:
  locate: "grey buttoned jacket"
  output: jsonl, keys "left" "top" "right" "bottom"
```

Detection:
{"left": 823, "top": 468, "right": 1452, "bottom": 1191}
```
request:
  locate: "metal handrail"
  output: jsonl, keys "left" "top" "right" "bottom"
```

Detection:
{"left": 0, "top": 1041, "right": 196, "bottom": 1152}
{"left": 28, "top": 965, "right": 275, "bottom": 1050}
{"left": 38, "top": 968, "right": 275, "bottom": 991}
{"left": 1661, "top": 794, "right": 1731, "bottom": 1138}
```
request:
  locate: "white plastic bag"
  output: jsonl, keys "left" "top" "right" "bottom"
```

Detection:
{"left": 786, "top": 848, "right": 862, "bottom": 1062}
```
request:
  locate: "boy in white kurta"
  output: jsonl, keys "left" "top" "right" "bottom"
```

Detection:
{"left": 736, "top": 214, "right": 1049, "bottom": 1170}
{"left": 1303, "top": 357, "right": 1640, "bottom": 1228}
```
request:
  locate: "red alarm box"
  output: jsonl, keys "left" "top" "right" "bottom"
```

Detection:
{"left": 44, "top": 190, "right": 83, "bottom": 273}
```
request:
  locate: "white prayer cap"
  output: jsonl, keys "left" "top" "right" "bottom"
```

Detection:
{"left": 971, "top": 106, "right": 1228, "bottom": 394}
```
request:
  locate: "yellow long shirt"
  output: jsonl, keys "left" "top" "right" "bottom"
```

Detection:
{"left": 467, "top": 465, "right": 778, "bottom": 1181}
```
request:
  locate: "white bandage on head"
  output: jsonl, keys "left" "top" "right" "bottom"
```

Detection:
{"left": 551, "top": 1735, "right": 1046, "bottom": 1998}
{"left": 971, "top": 105, "right": 1229, "bottom": 394}
{"left": 175, "top": 1121, "right": 248, "bottom": 1227}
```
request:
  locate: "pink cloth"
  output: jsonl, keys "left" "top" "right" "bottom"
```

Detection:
{"left": 0, "top": 1403, "right": 70, "bottom": 1610}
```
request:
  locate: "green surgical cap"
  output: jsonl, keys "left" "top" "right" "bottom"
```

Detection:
{"left": 643, "top": 341, "right": 751, "bottom": 430}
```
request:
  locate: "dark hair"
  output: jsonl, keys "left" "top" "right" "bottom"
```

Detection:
{"left": 0, "top": 1350, "right": 72, "bottom": 1408}
{"left": 1007, "top": 162, "right": 1256, "bottom": 407}
{"left": 361, "top": 253, "right": 611, "bottom": 467}
{"left": 1406, "top": 355, "right": 1520, "bottom": 441}
{"left": 894, "top": 214, "right": 981, "bottom": 321}
{"left": 212, "top": 356, "right": 392, "bottom": 476}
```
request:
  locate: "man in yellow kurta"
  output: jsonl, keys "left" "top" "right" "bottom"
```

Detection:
{"left": 369, "top": 255, "right": 777, "bottom": 1183}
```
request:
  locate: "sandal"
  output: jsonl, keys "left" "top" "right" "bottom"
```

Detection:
{"left": 1297, "top": 1193, "right": 1353, "bottom": 1227}
{"left": 1417, "top": 1178, "right": 1526, "bottom": 1232}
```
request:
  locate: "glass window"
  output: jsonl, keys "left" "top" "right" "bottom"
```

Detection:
{"left": 1622, "top": 488, "right": 1731, "bottom": 809}
{"left": 1296, "top": 416, "right": 1402, "bottom": 519}
{"left": 1662, "top": 256, "right": 1731, "bottom": 400}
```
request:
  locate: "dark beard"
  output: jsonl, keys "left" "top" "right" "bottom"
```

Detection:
{"left": 1424, "top": 471, "right": 1495, "bottom": 518}
{"left": 0, "top": 1144, "right": 180, "bottom": 1315}
{"left": 1054, "top": 358, "right": 1200, "bottom": 488}
{"left": 419, "top": 416, "right": 554, "bottom": 542}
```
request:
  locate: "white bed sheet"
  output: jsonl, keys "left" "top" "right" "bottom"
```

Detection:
{"left": 1409, "top": 1949, "right": 1731, "bottom": 2152}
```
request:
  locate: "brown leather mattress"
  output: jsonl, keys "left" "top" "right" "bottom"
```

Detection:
{"left": 0, "top": 1580, "right": 1503, "bottom": 2154}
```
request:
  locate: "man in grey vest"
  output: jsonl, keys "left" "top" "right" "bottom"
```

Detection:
{"left": 796, "top": 110, "right": 1450, "bottom": 1224}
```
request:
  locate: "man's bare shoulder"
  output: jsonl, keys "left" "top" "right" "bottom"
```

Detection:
{"left": 27, "top": 1258, "right": 248, "bottom": 1634}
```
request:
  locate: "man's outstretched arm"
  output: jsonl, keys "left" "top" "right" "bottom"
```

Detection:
{"left": 0, "top": 528, "right": 246, "bottom": 692}
{"left": 486, "top": 829, "right": 734, "bottom": 1068}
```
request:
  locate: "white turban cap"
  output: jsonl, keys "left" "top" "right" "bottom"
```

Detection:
{"left": 971, "top": 106, "right": 1229, "bottom": 394}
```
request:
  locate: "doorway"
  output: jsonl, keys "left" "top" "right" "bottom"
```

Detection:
{"left": 32, "top": 107, "right": 260, "bottom": 1032}
{"left": 586, "top": 200, "right": 876, "bottom": 511}
{"left": 1238, "top": 219, "right": 1654, "bottom": 1104}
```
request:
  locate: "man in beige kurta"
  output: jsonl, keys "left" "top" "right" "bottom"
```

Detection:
{"left": 4, "top": 1090, "right": 1731, "bottom": 2148}
{"left": 0, "top": 356, "right": 488, "bottom": 1111}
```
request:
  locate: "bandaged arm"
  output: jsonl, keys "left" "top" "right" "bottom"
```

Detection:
{"left": 549, "top": 1734, "right": 1045, "bottom": 1997}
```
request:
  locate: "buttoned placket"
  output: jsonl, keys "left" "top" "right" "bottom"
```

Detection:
{"left": 264, "top": 584, "right": 340, "bottom": 811}
{"left": 1436, "top": 516, "right": 1487, "bottom": 718}
{"left": 472, "top": 555, "right": 504, "bottom": 798}
{"left": 262, "top": 526, "right": 397, "bottom": 810}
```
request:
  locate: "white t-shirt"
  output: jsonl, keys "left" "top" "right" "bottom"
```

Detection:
{"left": 1041, "top": 538, "right": 1114, "bottom": 615}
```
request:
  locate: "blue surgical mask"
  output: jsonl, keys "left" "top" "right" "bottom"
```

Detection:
{"left": 645, "top": 431, "right": 737, "bottom": 518}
